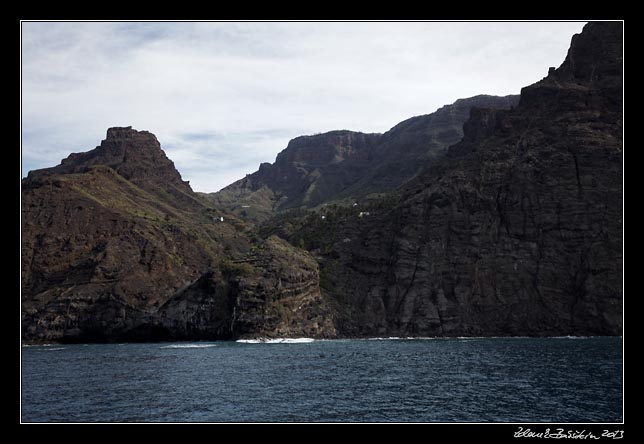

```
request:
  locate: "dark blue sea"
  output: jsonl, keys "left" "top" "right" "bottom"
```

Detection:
{"left": 21, "top": 337, "right": 622, "bottom": 423}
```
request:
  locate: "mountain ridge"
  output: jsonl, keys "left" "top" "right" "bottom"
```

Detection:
{"left": 209, "top": 94, "right": 519, "bottom": 222}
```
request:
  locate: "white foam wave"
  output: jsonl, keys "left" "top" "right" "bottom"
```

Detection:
{"left": 40, "top": 347, "right": 67, "bottom": 351}
{"left": 160, "top": 344, "right": 217, "bottom": 349}
{"left": 236, "top": 338, "right": 315, "bottom": 344}
{"left": 366, "top": 337, "right": 437, "bottom": 341}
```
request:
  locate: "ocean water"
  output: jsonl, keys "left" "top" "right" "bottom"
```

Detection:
{"left": 21, "top": 337, "right": 622, "bottom": 423}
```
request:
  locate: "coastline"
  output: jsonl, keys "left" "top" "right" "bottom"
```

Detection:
{"left": 20, "top": 334, "right": 622, "bottom": 346}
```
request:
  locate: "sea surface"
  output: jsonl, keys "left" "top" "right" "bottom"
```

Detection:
{"left": 21, "top": 337, "right": 622, "bottom": 423}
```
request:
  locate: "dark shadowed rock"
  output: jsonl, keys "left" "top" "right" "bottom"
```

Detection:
{"left": 270, "top": 21, "right": 623, "bottom": 337}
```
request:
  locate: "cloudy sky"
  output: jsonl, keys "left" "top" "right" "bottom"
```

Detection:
{"left": 21, "top": 21, "right": 586, "bottom": 192}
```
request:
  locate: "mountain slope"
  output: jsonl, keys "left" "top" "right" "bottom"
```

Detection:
{"left": 210, "top": 95, "right": 518, "bottom": 222}
{"left": 21, "top": 127, "right": 335, "bottom": 342}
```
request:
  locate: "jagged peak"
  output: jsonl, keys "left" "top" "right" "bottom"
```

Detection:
{"left": 551, "top": 21, "right": 623, "bottom": 85}
{"left": 105, "top": 126, "right": 157, "bottom": 142}
{"left": 450, "top": 21, "right": 622, "bottom": 159}
{"left": 26, "top": 126, "right": 192, "bottom": 193}
{"left": 519, "top": 21, "right": 622, "bottom": 111}
{"left": 56, "top": 126, "right": 164, "bottom": 171}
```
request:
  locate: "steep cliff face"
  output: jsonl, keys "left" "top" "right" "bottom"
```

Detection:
{"left": 275, "top": 21, "right": 623, "bottom": 337}
{"left": 210, "top": 95, "right": 518, "bottom": 222}
{"left": 227, "top": 235, "right": 336, "bottom": 338}
{"left": 22, "top": 127, "right": 333, "bottom": 342}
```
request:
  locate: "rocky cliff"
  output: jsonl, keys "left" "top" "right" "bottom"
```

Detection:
{"left": 271, "top": 21, "right": 622, "bottom": 337}
{"left": 21, "top": 22, "right": 622, "bottom": 342}
{"left": 22, "top": 127, "right": 334, "bottom": 342}
{"left": 210, "top": 95, "right": 518, "bottom": 222}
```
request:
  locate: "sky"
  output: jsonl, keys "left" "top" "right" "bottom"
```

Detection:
{"left": 21, "top": 21, "right": 586, "bottom": 193}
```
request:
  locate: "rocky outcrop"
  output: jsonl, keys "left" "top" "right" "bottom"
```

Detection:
{"left": 273, "top": 21, "right": 623, "bottom": 337}
{"left": 224, "top": 236, "right": 336, "bottom": 338}
{"left": 210, "top": 95, "right": 518, "bottom": 222}
{"left": 21, "top": 128, "right": 334, "bottom": 342}
{"left": 158, "top": 236, "right": 335, "bottom": 339}
{"left": 26, "top": 127, "right": 197, "bottom": 205}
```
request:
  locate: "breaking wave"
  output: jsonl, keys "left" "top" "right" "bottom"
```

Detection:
{"left": 160, "top": 344, "right": 218, "bottom": 349}
{"left": 236, "top": 338, "right": 315, "bottom": 344}
{"left": 366, "top": 337, "right": 437, "bottom": 341}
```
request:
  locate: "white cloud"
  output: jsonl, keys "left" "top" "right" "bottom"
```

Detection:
{"left": 21, "top": 21, "right": 586, "bottom": 192}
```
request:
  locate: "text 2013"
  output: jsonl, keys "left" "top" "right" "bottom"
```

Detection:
{"left": 602, "top": 430, "right": 624, "bottom": 440}
{"left": 514, "top": 427, "right": 624, "bottom": 439}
